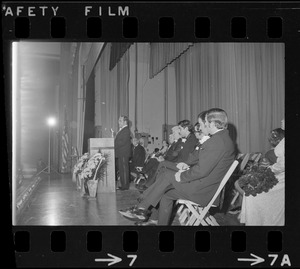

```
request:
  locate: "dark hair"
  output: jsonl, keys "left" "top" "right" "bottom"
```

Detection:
{"left": 206, "top": 108, "right": 228, "bottom": 129}
{"left": 194, "top": 122, "right": 202, "bottom": 133}
{"left": 120, "top": 115, "right": 129, "bottom": 125}
{"left": 269, "top": 128, "right": 285, "bottom": 147}
{"left": 178, "top": 119, "right": 194, "bottom": 132}
{"left": 197, "top": 111, "right": 207, "bottom": 122}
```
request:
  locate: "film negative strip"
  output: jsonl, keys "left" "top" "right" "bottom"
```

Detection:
{"left": 3, "top": 1, "right": 300, "bottom": 268}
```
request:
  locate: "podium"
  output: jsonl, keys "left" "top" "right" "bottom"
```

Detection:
{"left": 88, "top": 138, "right": 115, "bottom": 193}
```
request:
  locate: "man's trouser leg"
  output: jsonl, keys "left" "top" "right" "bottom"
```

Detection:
{"left": 157, "top": 188, "right": 191, "bottom": 225}
{"left": 119, "top": 156, "right": 130, "bottom": 189}
{"left": 139, "top": 168, "right": 176, "bottom": 209}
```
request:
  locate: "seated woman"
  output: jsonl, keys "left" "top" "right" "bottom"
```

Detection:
{"left": 238, "top": 120, "right": 285, "bottom": 225}
{"left": 264, "top": 128, "right": 284, "bottom": 165}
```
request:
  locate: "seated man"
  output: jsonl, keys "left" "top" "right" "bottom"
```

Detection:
{"left": 135, "top": 127, "right": 183, "bottom": 191}
{"left": 130, "top": 137, "right": 146, "bottom": 177}
{"left": 177, "top": 121, "right": 211, "bottom": 170}
{"left": 163, "top": 126, "right": 184, "bottom": 162}
{"left": 134, "top": 148, "right": 161, "bottom": 186}
{"left": 119, "top": 108, "right": 235, "bottom": 225}
{"left": 143, "top": 119, "right": 198, "bottom": 188}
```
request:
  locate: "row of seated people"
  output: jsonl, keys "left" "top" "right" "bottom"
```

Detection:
{"left": 120, "top": 109, "right": 285, "bottom": 226}
{"left": 119, "top": 108, "right": 236, "bottom": 225}
{"left": 130, "top": 118, "right": 211, "bottom": 193}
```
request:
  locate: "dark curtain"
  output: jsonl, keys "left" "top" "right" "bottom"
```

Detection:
{"left": 95, "top": 43, "right": 130, "bottom": 138}
{"left": 109, "top": 43, "right": 133, "bottom": 71}
{"left": 83, "top": 73, "right": 95, "bottom": 153}
{"left": 149, "top": 43, "right": 193, "bottom": 79}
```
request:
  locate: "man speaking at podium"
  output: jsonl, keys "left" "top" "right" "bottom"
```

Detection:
{"left": 114, "top": 116, "right": 132, "bottom": 190}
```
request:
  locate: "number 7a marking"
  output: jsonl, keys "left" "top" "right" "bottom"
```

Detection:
{"left": 127, "top": 255, "right": 137, "bottom": 266}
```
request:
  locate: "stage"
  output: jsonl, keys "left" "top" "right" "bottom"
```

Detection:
{"left": 16, "top": 173, "right": 240, "bottom": 226}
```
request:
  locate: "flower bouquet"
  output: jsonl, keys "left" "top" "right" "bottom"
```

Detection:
{"left": 238, "top": 162, "right": 278, "bottom": 197}
{"left": 80, "top": 152, "right": 107, "bottom": 198}
{"left": 72, "top": 153, "right": 90, "bottom": 189}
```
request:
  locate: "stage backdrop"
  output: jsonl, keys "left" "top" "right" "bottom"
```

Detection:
{"left": 174, "top": 43, "right": 284, "bottom": 154}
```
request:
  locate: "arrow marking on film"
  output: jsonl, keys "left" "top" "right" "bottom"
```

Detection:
{"left": 95, "top": 253, "right": 122, "bottom": 266}
{"left": 238, "top": 253, "right": 265, "bottom": 266}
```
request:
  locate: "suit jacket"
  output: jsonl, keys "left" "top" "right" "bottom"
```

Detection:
{"left": 115, "top": 126, "right": 132, "bottom": 158}
{"left": 142, "top": 157, "right": 160, "bottom": 179}
{"left": 164, "top": 139, "right": 184, "bottom": 162}
{"left": 185, "top": 142, "right": 201, "bottom": 166}
{"left": 176, "top": 133, "right": 199, "bottom": 163}
{"left": 132, "top": 144, "right": 146, "bottom": 167}
{"left": 175, "top": 129, "right": 235, "bottom": 206}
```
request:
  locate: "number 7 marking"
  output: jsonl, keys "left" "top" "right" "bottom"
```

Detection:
{"left": 269, "top": 254, "right": 278, "bottom": 266}
{"left": 127, "top": 255, "right": 137, "bottom": 266}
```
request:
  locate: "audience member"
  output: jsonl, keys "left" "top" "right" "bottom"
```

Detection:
{"left": 142, "top": 120, "right": 198, "bottom": 189}
{"left": 176, "top": 120, "right": 199, "bottom": 163}
{"left": 163, "top": 126, "right": 184, "bottom": 162}
{"left": 239, "top": 119, "right": 285, "bottom": 225}
{"left": 130, "top": 137, "right": 146, "bottom": 173}
{"left": 119, "top": 108, "right": 235, "bottom": 225}
{"left": 159, "top": 140, "right": 169, "bottom": 156}
{"left": 264, "top": 128, "right": 285, "bottom": 165}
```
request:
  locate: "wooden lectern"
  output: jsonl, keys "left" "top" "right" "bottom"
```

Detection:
{"left": 88, "top": 138, "right": 115, "bottom": 193}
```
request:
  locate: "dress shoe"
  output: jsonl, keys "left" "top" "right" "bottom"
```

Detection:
{"left": 119, "top": 206, "right": 151, "bottom": 222}
{"left": 119, "top": 205, "right": 138, "bottom": 213}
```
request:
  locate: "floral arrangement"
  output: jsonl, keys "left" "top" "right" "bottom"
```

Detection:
{"left": 238, "top": 161, "right": 278, "bottom": 197}
{"left": 73, "top": 153, "right": 90, "bottom": 175}
{"left": 80, "top": 152, "right": 107, "bottom": 181}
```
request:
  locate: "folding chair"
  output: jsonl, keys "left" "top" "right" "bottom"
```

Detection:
{"left": 218, "top": 153, "right": 248, "bottom": 210}
{"left": 176, "top": 160, "right": 239, "bottom": 226}
{"left": 230, "top": 152, "right": 262, "bottom": 208}
{"left": 230, "top": 153, "right": 250, "bottom": 206}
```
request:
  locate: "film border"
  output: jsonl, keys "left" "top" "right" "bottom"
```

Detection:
{"left": 3, "top": 1, "right": 300, "bottom": 268}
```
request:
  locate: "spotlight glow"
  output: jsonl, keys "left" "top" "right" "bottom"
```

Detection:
{"left": 47, "top": 117, "right": 56, "bottom": 126}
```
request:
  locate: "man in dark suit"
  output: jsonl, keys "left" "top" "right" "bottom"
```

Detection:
{"left": 164, "top": 130, "right": 184, "bottom": 162}
{"left": 115, "top": 116, "right": 132, "bottom": 190}
{"left": 130, "top": 137, "right": 146, "bottom": 172}
{"left": 120, "top": 108, "right": 235, "bottom": 225}
{"left": 143, "top": 120, "right": 198, "bottom": 188}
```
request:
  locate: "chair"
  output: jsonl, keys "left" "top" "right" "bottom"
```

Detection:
{"left": 229, "top": 153, "right": 250, "bottom": 206}
{"left": 176, "top": 160, "right": 239, "bottom": 226}
{"left": 229, "top": 152, "right": 262, "bottom": 208}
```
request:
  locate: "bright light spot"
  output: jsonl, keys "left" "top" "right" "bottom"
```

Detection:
{"left": 47, "top": 117, "right": 56, "bottom": 126}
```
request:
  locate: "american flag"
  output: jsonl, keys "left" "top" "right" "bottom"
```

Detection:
{"left": 61, "top": 106, "right": 69, "bottom": 173}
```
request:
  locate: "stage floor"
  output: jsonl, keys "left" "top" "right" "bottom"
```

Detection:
{"left": 16, "top": 173, "right": 241, "bottom": 226}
